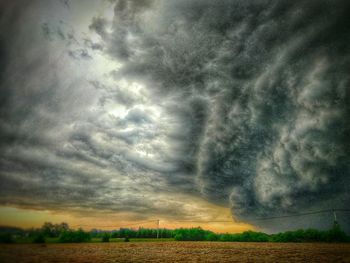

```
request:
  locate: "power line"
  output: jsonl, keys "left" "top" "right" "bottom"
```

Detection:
{"left": 71, "top": 209, "right": 350, "bottom": 229}
{"left": 333, "top": 209, "right": 350, "bottom": 212}
{"left": 250, "top": 209, "right": 350, "bottom": 221}
{"left": 176, "top": 220, "right": 234, "bottom": 223}
{"left": 251, "top": 209, "right": 331, "bottom": 221}
{"left": 72, "top": 220, "right": 157, "bottom": 229}
{"left": 163, "top": 209, "right": 350, "bottom": 223}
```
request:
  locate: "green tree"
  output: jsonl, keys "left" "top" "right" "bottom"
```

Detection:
{"left": 102, "top": 232, "right": 110, "bottom": 242}
{"left": 0, "top": 233, "right": 13, "bottom": 244}
{"left": 174, "top": 227, "right": 213, "bottom": 241}
{"left": 326, "top": 222, "right": 347, "bottom": 242}
{"left": 32, "top": 233, "right": 45, "bottom": 244}
{"left": 58, "top": 229, "right": 91, "bottom": 243}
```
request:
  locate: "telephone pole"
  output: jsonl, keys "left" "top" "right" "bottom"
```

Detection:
{"left": 156, "top": 219, "right": 160, "bottom": 239}
{"left": 333, "top": 209, "right": 338, "bottom": 224}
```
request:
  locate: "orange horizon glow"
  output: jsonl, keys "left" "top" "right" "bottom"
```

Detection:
{"left": 0, "top": 205, "right": 254, "bottom": 234}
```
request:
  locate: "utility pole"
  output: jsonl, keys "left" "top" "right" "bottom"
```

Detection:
{"left": 156, "top": 219, "right": 160, "bottom": 239}
{"left": 333, "top": 209, "right": 338, "bottom": 224}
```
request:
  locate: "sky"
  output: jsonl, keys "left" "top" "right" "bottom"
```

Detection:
{"left": 0, "top": 0, "right": 349, "bottom": 233}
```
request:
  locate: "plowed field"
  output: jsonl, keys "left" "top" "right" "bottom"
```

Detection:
{"left": 1, "top": 242, "right": 350, "bottom": 263}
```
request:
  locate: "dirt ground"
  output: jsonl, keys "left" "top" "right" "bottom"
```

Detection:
{"left": 1, "top": 242, "right": 350, "bottom": 263}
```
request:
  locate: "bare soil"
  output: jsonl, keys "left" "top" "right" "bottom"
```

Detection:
{"left": 1, "top": 242, "right": 349, "bottom": 263}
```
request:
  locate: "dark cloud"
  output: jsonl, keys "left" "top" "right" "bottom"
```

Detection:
{"left": 89, "top": 17, "right": 108, "bottom": 39}
{"left": 0, "top": 0, "right": 349, "bottom": 231}
{"left": 68, "top": 49, "right": 92, "bottom": 60}
{"left": 98, "top": 0, "right": 350, "bottom": 231}
{"left": 59, "top": 0, "right": 70, "bottom": 9}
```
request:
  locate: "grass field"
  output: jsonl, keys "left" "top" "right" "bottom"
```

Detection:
{"left": 1, "top": 242, "right": 350, "bottom": 263}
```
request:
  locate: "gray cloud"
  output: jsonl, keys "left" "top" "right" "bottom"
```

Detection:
{"left": 89, "top": 17, "right": 108, "bottom": 39}
{"left": 98, "top": 0, "right": 350, "bottom": 231}
{"left": 0, "top": 0, "right": 349, "bottom": 231}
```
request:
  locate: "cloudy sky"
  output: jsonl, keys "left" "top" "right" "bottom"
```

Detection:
{"left": 0, "top": 0, "right": 349, "bottom": 233}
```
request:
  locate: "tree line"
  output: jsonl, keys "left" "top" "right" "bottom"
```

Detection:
{"left": 173, "top": 223, "right": 349, "bottom": 243}
{"left": 0, "top": 222, "right": 348, "bottom": 243}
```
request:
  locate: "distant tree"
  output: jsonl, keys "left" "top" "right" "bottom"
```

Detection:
{"left": 0, "top": 233, "right": 13, "bottom": 244}
{"left": 111, "top": 231, "right": 119, "bottom": 238}
{"left": 206, "top": 232, "right": 219, "bottom": 241}
{"left": 90, "top": 229, "right": 100, "bottom": 238}
{"left": 58, "top": 228, "right": 90, "bottom": 243}
{"left": 174, "top": 227, "right": 213, "bottom": 241}
{"left": 326, "top": 222, "right": 348, "bottom": 242}
{"left": 41, "top": 222, "right": 55, "bottom": 237}
{"left": 102, "top": 232, "right": 110, "bottom": 242}
{"left": 40, "top": 222, "right": 70, "bottom": 237}
{"left": 32, "top": 233, "right": 45, "bottom": 244}
{"left": 55, "top": 222, "right": 69, "bottom": 234}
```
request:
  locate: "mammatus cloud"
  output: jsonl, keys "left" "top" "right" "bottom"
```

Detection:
{"left": 0, "top": 0, "right": 349, "bottom": 232}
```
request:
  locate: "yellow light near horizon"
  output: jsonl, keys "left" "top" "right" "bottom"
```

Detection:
{"left": 0, "top": 207, "right": 75, "bottom": 229}
{"left": 0, "top": 203, "right": 254, "bottom": 234}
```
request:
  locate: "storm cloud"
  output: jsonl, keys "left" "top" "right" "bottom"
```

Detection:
{"left": 0, "top": 0, "right": 349, "bottom": 231}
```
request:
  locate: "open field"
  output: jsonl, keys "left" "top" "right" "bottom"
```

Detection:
{"left": 14, "top": 237, "right": 175, "bottom": 244}
{"left": 1, "top": 242, "right": 350, "bottom": 263}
